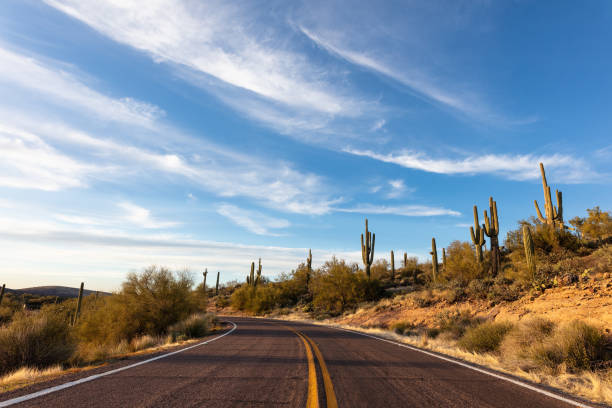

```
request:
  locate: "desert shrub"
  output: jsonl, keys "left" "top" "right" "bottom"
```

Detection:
{"left": 311, "top": 258, "right": 383, "bottom": 316}
{"left": 370, "top": 259, "right": 390, "bottom": 281}
{"left": 130, "top": 335, "right": 161, "bottom": 351}
{"left": 412, "top": 289, "right": 434, "bottom": 307}
{"left": 76, "top": 266, "right": 199, "bottom": 345}
{"left": 458, "top": 321, "right": 513, "bottom": 353}
{"left": 443, "top": 241, "right": 483, "bottom": 282}
{"left": 168, "top": 313, "right": 215, "bottom": 342}
{"left": 0, "top": 310, "right": 75, "bottom": 375}
{"left": 391, "top": 321, "right": 416, "bottom": 336}
{"left": 532, "top": 321, "right": 608, "bottom": 372}
{"left": 570, "top": 207, "right": 612, "bottom": 242}
{"left": 501, "top": 319, "right": 609, "bottom": 372}
{"left": 466, "top": 278, "right": 492, "bottom": 299}
{"left": 436, "top": 310, "right": 481, "bottom": 339}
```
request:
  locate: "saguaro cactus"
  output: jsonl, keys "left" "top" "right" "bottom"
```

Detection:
{"left": 534, "top": 162, "right": 565, "bottom": 228}
{"left": 0, "top": 284, "right": 5, "bottom": 305}
{"left": 523, "top": 225, "right": 537, "bottom": 279}
{"left": 442, "top": 248, "right": 447, "bottom": 272}
{"left": 203, "top": 269, "right": 208, "bottom": 291}
{"left": 430, "top": 238, "right": 438, "bottom": 283}
{"left": 361, "top": 218, "right": 375, "bottom": 278}
{"left": 390, "top": 250, "right": 395, "bottom": 281}
{"left": 470, "top": 205, "right": 485, "bottom": 262}
{"left": 72, "top": 282, "right": 84, "bottom": 325}
{"left": 256, "top": 258, "right": 262, "bottom": 286}
{"left": 483, "top": 196, "right": 501, "bottom": 276}
{"left": 306, "top": 249, "right": 312, "bottom": 287}
{"left": 215, "top": 272, "right": 220, "bottom": 295}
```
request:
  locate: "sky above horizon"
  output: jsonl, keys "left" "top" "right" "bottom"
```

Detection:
{"left": 1, "top": 0, "right": 611, "bottom": 291}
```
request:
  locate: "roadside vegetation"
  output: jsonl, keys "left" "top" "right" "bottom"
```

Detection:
{"left": 0, "top": 266, "right": 215, "bottom": 388}
{"left": 213, "top": 163, "right": 612, "bottom": 404}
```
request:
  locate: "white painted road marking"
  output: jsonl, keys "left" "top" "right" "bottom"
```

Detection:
{"left": 0, "top": 321, "right": 237, "bottom": 407}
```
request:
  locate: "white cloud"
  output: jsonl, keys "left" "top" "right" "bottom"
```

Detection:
{"left": 344, "top": 148, "right": 592, "bottom": 182}
{"left": 336, "top": 204, "right": 460, "bottom": 217}
{"left": 0, "top": 215, "right": 362, "bottom": 291}
{"left": 118, "top": 202, "right": 178, "bottom": 229}
{"left": 43, "top": 0, "right": 360, "bottom": 117}
{"left": 217, "top": 204, "right": 290, "bottom": 236}
{"left": 0, "top": 46, "right": 163, "bottom": 127}
{"left": 0, "top": 123, "right": 99, "bottom": 190}
{"left": 386, "top": 179, "right": 407, "bottom": 199}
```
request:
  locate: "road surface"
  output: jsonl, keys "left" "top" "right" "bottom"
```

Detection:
{"left": 0, "top": 317, "right": 598, "bottom": 407}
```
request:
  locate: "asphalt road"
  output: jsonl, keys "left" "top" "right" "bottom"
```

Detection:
{"left": 0, "top": 317, "right": 598, "bottom": 407}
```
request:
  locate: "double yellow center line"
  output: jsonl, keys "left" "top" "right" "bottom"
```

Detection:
{"left": 282, "top": 325, "right": 338, "bottom": 408}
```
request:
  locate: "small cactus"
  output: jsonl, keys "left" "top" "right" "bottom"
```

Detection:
{"left": 72, "top": 282, "right": 84, "bottom": 326}
{"left": 0, "top": 284, "right": 5, "bottom": 305}
{"left": 215, "top": 272, "right": 220, "bottom": 295}
{"left": 534, "top": 162, "right": 565, "bottom": 228}
{"left": 470, "top": 205, "right": 485, "bottom": 262}
{"left": 430, "top": 238, "right": 438, "bottom": 283}
{"left": 483, "top": 196, "right": 501, "bottom": 276}
{"left": 390, "top": 250, "right": 395, "bottom": 281}
{"left": 523, "top": 225, "right": 537, "bottom": 279}
{"left": 361, "top": 218, "right": 375, "bottom": 279}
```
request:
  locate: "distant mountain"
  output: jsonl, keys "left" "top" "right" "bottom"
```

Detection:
{"left": 7, "top": 286, "right": 110, "bottom": 298}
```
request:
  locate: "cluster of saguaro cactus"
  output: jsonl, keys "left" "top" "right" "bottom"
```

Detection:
{"left": 522, "top": 225, "right": 537, "bottom": 278}
{"left": 484, "top": 196, "right": 501, "bottom": 276}
{"left": 534, "top": 162, "right": 565, "bottom": 229}
{"left": 247, "top": 259, "right": 262, "bottom": 287}
{"left": 215, "top": 271, "right": 220, "bottom": 295}
{"left": 71, "top": 282, "right": 84, "bottom": 326}
{"left": 470, "top": 205, "right": 486, "bottom": 262}
{"left": 361, "top": 218, "right": 375, "bottom": 279}
{"left": 430, "top": 238, "right": 438, "bottom": 282}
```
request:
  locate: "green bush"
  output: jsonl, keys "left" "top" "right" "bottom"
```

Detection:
{"left": 458, "top": 321, "right": 513, "bottom": 353}
{"left": 0, "top": 310, "right": 75, "bottom": 375}
{"left": 168, "top": 313, "right": 215, "bottom": 342}
{"left": 77, "top": 266, "right": 199, "bottom": 345}
{"left": 391, "top": 321, "right": 415, "bottom": 336}
{"left": 436, "top": 310, "right": 481, "bottom": 339}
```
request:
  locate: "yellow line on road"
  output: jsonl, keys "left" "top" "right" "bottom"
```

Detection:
{"left": 283, "top": 326, "right": 319, "bottom": 408}
{"left": 303, "top": 334, "right": 338, "bottom": 408}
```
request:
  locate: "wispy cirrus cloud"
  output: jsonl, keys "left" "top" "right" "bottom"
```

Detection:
{"left": 336, "top": 204, "right": 460, "bottom": 217}
{"left": 0, "top": 46, "right": 340, "bottom": 215}
{"left": 345, "top": 148, "right": 594, "bottom": 183}
{"left": 43, "top": 0, "right": 364, "bottom": 118}
{"left": 217, "top": 204, "right": 290, "bottom": 236}
{"left": 0, "top": 46, "right": 163, "bottom": 127}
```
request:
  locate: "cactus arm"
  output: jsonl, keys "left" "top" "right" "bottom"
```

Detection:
{"left": 534, "top": 200, "right": 546, "bottom": 223}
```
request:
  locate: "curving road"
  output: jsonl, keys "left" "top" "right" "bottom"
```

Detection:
{"left": 0, "top": 317, "right": 599, "bottom": 407}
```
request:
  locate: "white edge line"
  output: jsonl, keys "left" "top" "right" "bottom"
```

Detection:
{"left": 0, "top": 321, "right": 237, "bottom": 407}
{"left": 329, "top": 325, "right": 594, "bottom": 408}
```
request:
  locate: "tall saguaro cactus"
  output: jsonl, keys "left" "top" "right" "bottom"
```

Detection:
{"left": 470, "top": 205, "right": 485, "bottom": 262}
{"left": 72, "top": 282, "right": 84, "bottom": 326}
{"left": 523, "top": 225, "right": 537, "bottom": 279}
{"left": 442, "top": 248, "right": 447, "bottom": 272}
{"left": 203, "top": 269, "right": 208, "bottom": 291}
{"left": 390, "top": 250, "right": 395, "bottom": 281}
{"left": 483, "top": 196, "right": 501, "bottom": 276}
{"left": 256, "top": 258, "right": 262, "bottom": 285}
{"left": 306, "top": 249, "right": 312, "bottom": 288}
{"left": 0, "top": 283, "right": 5, "bottom": 305}
{"left": 215, "top": 272, "right": 220, "bottom": 295}
{"left": 361, "top": 218, "right": 375, "bottom": 279}
{"left": 534, "top": 162, "right": 564, "bottom": 228}
{"left": 430, "top": 238, "right": 438, "bottom": 283}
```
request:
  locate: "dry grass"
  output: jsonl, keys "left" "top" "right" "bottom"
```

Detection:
{"left": 0, "top": 365, "right": 63, "bottom": 392}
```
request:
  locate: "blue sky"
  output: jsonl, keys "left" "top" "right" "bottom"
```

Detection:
{"left": 1, "top": 0, "right": 611, "bottom": 291}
